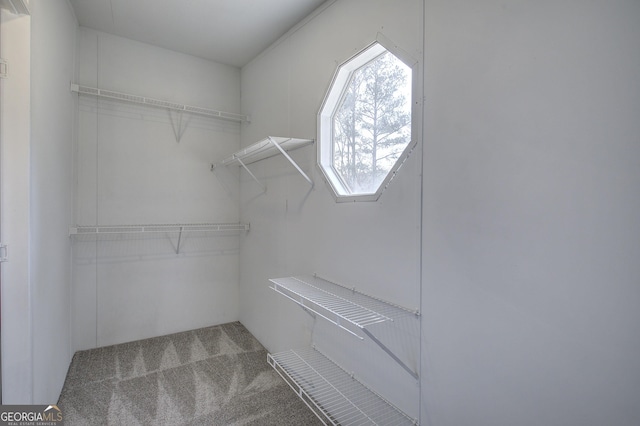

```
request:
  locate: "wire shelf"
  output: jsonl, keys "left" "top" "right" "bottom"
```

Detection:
{"left": 211, "top": 136, "right": 314, "bottom": 190}
{"left": 71, "top": 84, "right": 250, "bottom": 123}
{"left": 270, "top": 274, "right": 420, "bottom": 380}
{"left": 269, "top": 275, "right": 416, "bottom": 338}
{"left": 268, "top": 348, "right": 416, "bottom": 426}
{"left": 69, "top": 223, "right": 249, "bottom": 236}
{"left": 212, "top": 137, "right": 314, "bottom": 168}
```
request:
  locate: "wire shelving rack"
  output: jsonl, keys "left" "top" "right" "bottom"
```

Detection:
{"left": 268, "top": 347, "right": 416, "bottom": 425}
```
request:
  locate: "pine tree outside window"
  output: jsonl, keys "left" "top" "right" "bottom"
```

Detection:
{"left": 318, "top": 39, "right": 417, "bottom": 202}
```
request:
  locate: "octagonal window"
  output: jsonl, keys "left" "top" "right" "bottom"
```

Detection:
{"left": 318, "top": 40, "right": 416, "bottom": 202}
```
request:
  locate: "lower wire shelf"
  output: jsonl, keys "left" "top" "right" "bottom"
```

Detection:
{"left": 268, "top": 348, "right": 416, "bottom": 426}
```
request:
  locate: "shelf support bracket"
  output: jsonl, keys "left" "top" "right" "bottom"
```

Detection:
{"left": 267, "top": 137, "right": 313, "bottom": 186}
{"left": 176, "top": 226, "right": 184, "bottom": 254}
{"left": 362, "top": 328, "right": 419, "bottom": 381}
{"left": 169, "top": 110, "right": 187, "bottom": 143}
{"left": 236, "top": 157, "right": 267, "bottom": 192}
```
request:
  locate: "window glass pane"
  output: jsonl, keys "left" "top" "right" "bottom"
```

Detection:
{"left": 332, "top": 51, "right": 412, "bottom": 194}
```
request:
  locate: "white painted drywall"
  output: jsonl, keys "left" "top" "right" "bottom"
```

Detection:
{"left": 239, "top": 0, "right": 423, "bottom": 420}
{"left": 29, "top": 0, "right": 77, "bottom": 404}
{"left": 422, "top": 1, "right": 640, "bottom": 425}
{"left": 0, "top": 8, "right": 32, "bottom": 404}
{"left": 72, "top": 29, "right": 243, "bottom": 349}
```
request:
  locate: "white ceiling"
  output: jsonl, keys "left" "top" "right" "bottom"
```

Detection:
{"left": 68, "top": 0, "right": 328, "bottom": 68}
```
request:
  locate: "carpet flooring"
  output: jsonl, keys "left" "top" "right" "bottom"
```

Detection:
{"left": 57, "top": 322, "right": 323, "bottom": 425}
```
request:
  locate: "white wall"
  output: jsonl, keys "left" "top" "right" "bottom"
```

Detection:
{"left": 239, "top": 0, "right": 423, "bottom": 420}
{"left": 29, "top": 0, "right": 77, "bottom": 404}
{"left": 0, "top": 0, "right": 77, "bottom": 404}
{"left": 72, "top": 29, "right": 243, "bottom": 349}
{"left": 0, "top": 8, "right": 32, "bottom": 404}
{"left": 422, "top": 1, "right": 640, "bottom": 425}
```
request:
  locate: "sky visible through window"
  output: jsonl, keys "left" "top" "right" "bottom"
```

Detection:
{"left": 332, "top": 51, "right": 412, "bottom": 194}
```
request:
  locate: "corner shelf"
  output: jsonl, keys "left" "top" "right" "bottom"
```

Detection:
{"left": 69, "top": 222, "right": 249, "bottom": 254}
{"left": 210, "top": 136, "right": 314, "bottom": 191}
{"left": 268, "top": 347, "right": 416, "bottom": 425}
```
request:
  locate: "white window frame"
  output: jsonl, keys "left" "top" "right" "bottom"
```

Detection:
{"left": 317, "top": 35, "right": 419, "bottom": 203}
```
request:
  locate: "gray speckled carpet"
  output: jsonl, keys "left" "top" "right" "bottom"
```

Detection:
{"left": 58, "top": 322, "right": 322, "bottom": 425}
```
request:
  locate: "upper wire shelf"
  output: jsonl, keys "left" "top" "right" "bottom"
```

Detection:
{"left": 212, "top": 137, "right": 313, "bottom": 167}
{"left": 71, "top": 84, "right": 250, "bottom": 123}
{"left": 269, "top": 274, "right": 416, "bottom": 337}
{"left": 211, "top": 136, "right": 314, "bottom": 190}
{"left": 270, "top": 274, "right": 419, "bottom": 380}
{"left": 69, "top": 223, "right": 249, "bottom": 254}
{"left": 268, "top": 347, "right": 416, "bottom": 425}
{"left": 69, "top": 223, "right": 249, "bottom": 236}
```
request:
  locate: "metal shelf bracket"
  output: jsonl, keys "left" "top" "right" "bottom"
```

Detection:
{"left": 236, "top": 156, "right": 267, "bottom": 193}
{"left": 267, "top": 137, "right": 314, "bottom": 186}
{"left": 169, "top": 110, "right": 187, "bottom": 143}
